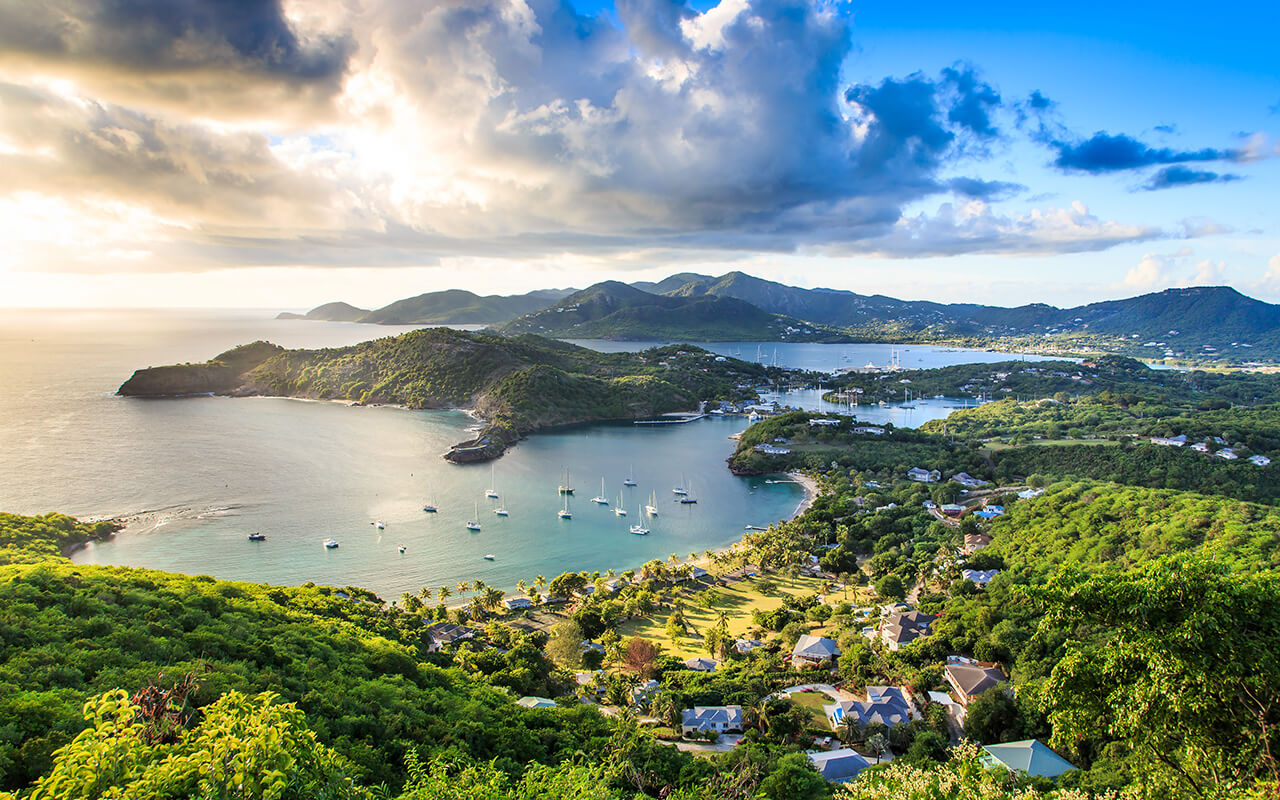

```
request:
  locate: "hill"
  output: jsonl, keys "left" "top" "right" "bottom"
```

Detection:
{"left": 499, "top": 280, "right": 849, "bottom": 341}
{"left": 118, "top": 329, "right": 769, "bottom": 461}
{"left": 276, "top": 301, "right": 369, "bottom": 321}
{"left": 357, "top": 288, "right": 573, "bottom": 324}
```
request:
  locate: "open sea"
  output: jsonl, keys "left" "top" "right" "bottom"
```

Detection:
{"left": 0, "top": 309, "right": 1059, "bottom": 599}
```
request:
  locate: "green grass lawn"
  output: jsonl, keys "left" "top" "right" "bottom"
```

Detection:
{"left": 788, "top": 688, "right": 838, "bottom": 726}
{"left": 613, "top": 573, "right": 830, "bottom": 660}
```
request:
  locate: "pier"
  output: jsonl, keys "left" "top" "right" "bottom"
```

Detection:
{"left": 633, "top": 414, "right": 707, "bottom": 425}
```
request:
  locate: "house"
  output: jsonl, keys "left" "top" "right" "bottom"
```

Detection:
{"left": 852, "top": 426, "right": 885, "bottom": 435}
{"left": 683, "top": 656, "right": 718, "bottom": 672}
{"left": 923, "top": 499, "right": 937, "bottom": 510}
{"left": 808, "top": 749, "right": 872, "bottom": 783}
{"left": 1150, "top": 436, "right": 1186, "bottom": 447}
{"left": 1250, "top": 454, "right": 1271, "bottom": 466}
{"left": 1216, "top": 448, "right": 1239, "bottom": 460}
{"left": 941, "top": 503, "right": 966, "bottom": 516}
{"left": 754, "top": 444, "right": 792, "bottom": 455}
{"left": 791, "top": 634, "right": 841, "bottom": 668}
{"left": 880, "top": 611, "right": 937, "bottom": 651}
{"left": 1192, "top": 442, "right": 1210, "bottom": 453}
{"left": 825, "top": 686, "right": 916, "bottom": 730}
{"left": 1017, "top": 488, "right": 1044, "bottom": 499}
{"left": 981, "top": 740, "right": 1077, "bottom": 778}
{"left": 574, "top": 671, "right": 605, "bottom": 699}
{"left": 945, "top": 661, "right": 1008, "bottom": 705}
{"left": 961, "top": 569, "right": 1001, "bottom": 586}
{"left": 603, "top": 578, "right": 628, "bottom": 592}
{"left": 425, "top": 622, "right": 477, "bottom": 652}
{"left": 809, "top": 418, "right": 841, "bottom": 427}
{"left": 963, "top": 532, "right": 992, "bottom": 554}
{"left": 581, "top": 640, "right": 606, "bottom": 655}
{"left": 681, "top": 705, "right": 743, "bottom": 736}
{"left": 907, "top": 467, "right": 940, "bottom": 483}
{"left": 973, "top": 507, "right": 1003, "bottom": 520}
{"left": 516, "top": 696, "right": 556, "bottom": 709}
{"left": 734, "top": 638, "right": 765, "bottom": 654}
{"left": 951, "top": 472, "right": 989, "bottom": 489}
{"left": 503, "top": 596, "right": 534, "bottom": 611}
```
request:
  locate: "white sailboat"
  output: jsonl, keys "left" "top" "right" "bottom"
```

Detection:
{"left": 672, "top": 472, "right": 688, "bottom": 495}
{"left": 558, "top": 467, "right": 574, "bottom": 494}
{"left": 679, "top": 479, "right": 698, "bottom": 504}
{"left": 623, "top": 465, "right": 637, "bottom": 487}
{"left": 645, "top": 491, "right": 658, "bottom": 516}
{"left": 614, "top": 492, "right": 627, "bottom": 516}
{"left": 485, "top": 464, "right": 499, "bottom": 499}
{"left": 591, "top": 477, "right": 609, "bottom": 505}
{"left": 629, "top": 511, "right": 649, "bottom": 535}
{"left": 466, "top": 502, "right": 481, "bottom": 531}
{"left": 558, "top": 494, "right": 572, "bottom": 519}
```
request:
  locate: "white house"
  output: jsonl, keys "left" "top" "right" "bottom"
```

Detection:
{"left": 1150, "top": 436, "right": 1186, "bottom": 447}
{"left": 754, "top": 444, "right": 791, "bottom": 455}
{"left": 853, "top": 426, "right": 886, "bottom": 435}
{"left": 809, "top": 418, "right": 842, "bottom": 427}
{"left": 681, "top": 705, "right": 743, "bottom": 737}
{"left": 1250, "top": 454, "right": 1271, "bottom": 466}
{"left": 1216, "top": 448, "right": 1239, "bottom": 460}
{"left": 516, "top": 696, "right": 556, "bottom": 709}
{"left": 683, "top": 656, "right": 718, "bottom": 672}
{"left": 734, "top": 639, "right": 765, "bottom": 654}
{"left": 791, "top": 634, "right": 841, "bottom": 668}
{"left": 503, "top": 596, "right": 534, "bottom": 611}
{"left": 951, "top": 472, "right": 989, "bottom": 489}
{"left": 907, "top": 467, "right": 940, "bottom": 483}
{"left": 961, "top": 569, "right": 1001, "bottom": 586}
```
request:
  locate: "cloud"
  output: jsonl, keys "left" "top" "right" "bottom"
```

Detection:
{"left": 1141, "top": 165, "right": 1242, "bottom": 191}
{"left": 1049, "top": 131, "right": 1237, "bottom": 173}
{"left": 1123, "top": 248, "right": 1227, "bottom": 290}
{"left": 0, "top": 0, "right": 1178, "bottom": 272}
{"left": 0, "top": 0, "right": 354, "bottom": 117}
{"left": 835, "top": 200, "right": 1162, "bottom": 258}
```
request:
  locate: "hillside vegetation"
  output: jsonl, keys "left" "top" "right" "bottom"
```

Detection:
{"left": 119, "top": 330, "right": 769, "bottom": 461}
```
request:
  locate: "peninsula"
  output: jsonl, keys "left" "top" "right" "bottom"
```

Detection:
{"left": 117, "top": 328, "right": 770, "bottom": 462}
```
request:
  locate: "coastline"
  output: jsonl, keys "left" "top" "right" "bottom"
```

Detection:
{"left": 787, "top": 471, "right": 818, "bottom": 517}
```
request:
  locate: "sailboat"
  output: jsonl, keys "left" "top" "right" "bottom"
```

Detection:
{"left": 672, "top": 473, "right": 688, "bottom": 495}
{"left": 494, "top": 501, "right": 509, "bottom": 516}
{"left": 466, "top": 502, "right": 481, "bottom": 531}
{"left": 372, "top": 520, "right": 386, "bottom": 529}
{"left": 558, "top": 467, "right": 574, "bottom": 495}
{"left": 398, "top": 545, "right": 406, "bottom": 554}
{"left": 324, "top": 539, "right": 339, "bottom": 549}
{"left": 591, "top": 477, "right": 609, "bottom": 505}
{"left": 485, "top": 464, "right": 499, "bottom": 499}
{"left": 645, "top": 491, "right": 658, "bottom": 516}
{"left": 558, "top": 494, "right": 572, "bottom": 519}
{"left": 483, "top": 554, "right": 495, "bottom": 561}
{"left": 629, "top": 509, "right": 649, "bottom": 535}
{"left": 614, "top": 492, "right": 627, "bottom": 516}
{"left": 679, "top": 479, "right": 698, "bottom": 504}
{"left": 623, "top": 465, "right": 637, "bottom": 487}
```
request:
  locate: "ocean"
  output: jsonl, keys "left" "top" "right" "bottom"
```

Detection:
{"left": 0, "top": 309, "right": 1056, "bottom": 599}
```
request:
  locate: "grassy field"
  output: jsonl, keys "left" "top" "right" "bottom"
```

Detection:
{"left": 788, "top": 688, "right": 839, "bottom": 726}
{"left": 982, "top": 438, "right": 1118, "bottom": 453}
{"left": 613, "top": 573, "right": 832, "bottom": 660}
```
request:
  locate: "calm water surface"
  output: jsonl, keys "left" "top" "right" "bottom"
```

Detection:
{"left": 1, "top": 311, "right": 1034, "bottom": 599}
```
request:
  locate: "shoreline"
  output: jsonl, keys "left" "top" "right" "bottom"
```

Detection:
{"left": 787, "top": 471, "right": 819, "bottom": 518}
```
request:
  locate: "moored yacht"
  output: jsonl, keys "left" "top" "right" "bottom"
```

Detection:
{"left": 591, "top": 477, "right": 609, "bottom": 505}
{"left": 324, "top": 539, "right": 339, "bottom": 549}
{"left": 466, "top": 503, "right": 482, "bottom": 531}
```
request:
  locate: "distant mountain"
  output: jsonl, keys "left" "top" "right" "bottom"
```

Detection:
{"left": 276, "top": 302, "right": 369, "bottom": 322}
{"left": 499, "top": 280, "right": 846, "bottom": 341}
{"left": 278, "top": 289, "right": 574, "bottom": 326}
{"left": 664, "top": 271, "right": 1280, "bottom": 353}
{"left": 358, "top": 288, "right": 574, "bottom": 324}
{"left": 629, "top": 272, "right": 714, "bottom": 294}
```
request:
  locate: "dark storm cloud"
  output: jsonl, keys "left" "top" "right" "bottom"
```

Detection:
{"left": 946, "top": 177, "right": 1024, "bottom": 200}
{"left": 1141, "top": 165, "right": 1242, "bottom": 191}
{"left": 1049, "top": 132, "right": 1238, "bottom": 173}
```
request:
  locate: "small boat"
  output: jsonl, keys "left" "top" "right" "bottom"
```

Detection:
{"left": 372, "top": 520, "right": 385, "bottom": 530}
{"left": 466, "top": 502, "right": 482, "bottom": 531}
{"left": 422, "top": 504, "right": 438, "bottom": 513}
{"left": 623, "top": 465, "right": 637, "bottom": 487}
{"left": 558, "top": 467, "right": 574, "bottom": 495}
{"left": 629, "top": 523, "right": 649, "bottom": 535}
{"left": 673, "top": 472, "right": 689, "bottom": 495}
{"left": 248, "top": 532, "right": 266, "bottom": 542}
{"left": 494, "top": 504, "right": 509, "bottom": 516}
{"left": 558, "top": 495, "right": 572, "bottom": 519}
{"left": 485, "top": 464, "right": 499, "bottom": 499}
{"left": 483, "top": 554, "right": 495, "bottom": 561}
{"left": 614, "top": 491, "right": 627, "bottom": 516}
{"left": 324, "top": 539, "right": 339, "bottom": 549}
{"left": 398, "top": 545, "right": 406, "bottom": 554}
{"left": 591, "top": 477, "right": 609, "bottom": 505}
{"left": 645, "top": 491, "right": 658, "bottom": 516}
{"left": 679, "top": 480, "right": 697, "bottom": 504}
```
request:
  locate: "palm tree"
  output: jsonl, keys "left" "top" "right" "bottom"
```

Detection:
{"left": 668, "top": 553, "right": 679, "bottom": 565}
{"left": 438, "top": 586, "right": 452, "bottom": 603}
{"left": 456, "top": 580, "right": 470, "bottom": 594}
{"left": 534, "top": 574, "right": 547, "bottom": 593}
{"left": 704, "top": 549, "right": 714, "bottom": 560}
{"left": 838, "top": 714, "right": 862, "bottom": 747}
{"left": 472, "top": 579, "right": 487, "bottom": 596}
{"left": 418, "top": 586, "right": 433, "bottom": 603}
{"left": 516, "top": 579, "right": 528, "bottom": 597}
{"left": 482, "top": 586, "right": 505, "bottom": 614}
{"left": 650, "top": 692, "right": 680, "bottom": 730}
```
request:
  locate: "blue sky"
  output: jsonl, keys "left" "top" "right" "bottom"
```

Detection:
{"left": 0, "top": 0, "right": 1275, "bottom": 308}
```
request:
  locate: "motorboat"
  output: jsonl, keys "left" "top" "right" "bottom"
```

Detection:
{"left": 247, "top": 532, "right": 266, "bottom": 542}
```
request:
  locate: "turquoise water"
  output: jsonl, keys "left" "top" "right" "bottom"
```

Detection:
{"left": 0, "top": 310, "right": 1034, "bottom": 600}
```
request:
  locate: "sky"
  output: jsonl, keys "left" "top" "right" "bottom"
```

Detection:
{"left": 0, "top": 0, "right": 1276, "bottom": 309}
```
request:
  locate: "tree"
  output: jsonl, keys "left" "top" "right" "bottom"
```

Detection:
{"left": 875, "top": 574, "right": 905, "bottom": 601}
{"left": 548, "top": 571, "right": 588, "bottom": 599}
{"left": 665, "top": 611, "right": 686, "bottom": 641}
{"left": 904, "top": 729, "right": 949, "bottom": 764}
{"left": 622, "top": 637, "right": 661, "bottom": 678}
{"left": 1035, "top": 554, "right": 1280, "bottom": 798}
{"left": 756, "top": 752, "right": 829, "bottom": 800}
{"left": 963, "top": 687, "right": 1021, "bottom": 744}
{"left": 545, "top": 619, "right": 584, "bottom": 669}
{"left": 650, "top": 692, "right": 681, "bottom": 729}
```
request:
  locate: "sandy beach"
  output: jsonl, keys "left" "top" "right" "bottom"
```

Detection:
{"left": 788, "top": 471, "right": 819, "bottom": 517}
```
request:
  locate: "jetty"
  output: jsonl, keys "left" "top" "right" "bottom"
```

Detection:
{"left": 634, "top": 413, "right": 706, "bottom": 426}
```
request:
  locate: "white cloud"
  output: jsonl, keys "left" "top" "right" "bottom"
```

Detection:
{"left": 1123, "top": 248, "right": 1228, "bottom": 291}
